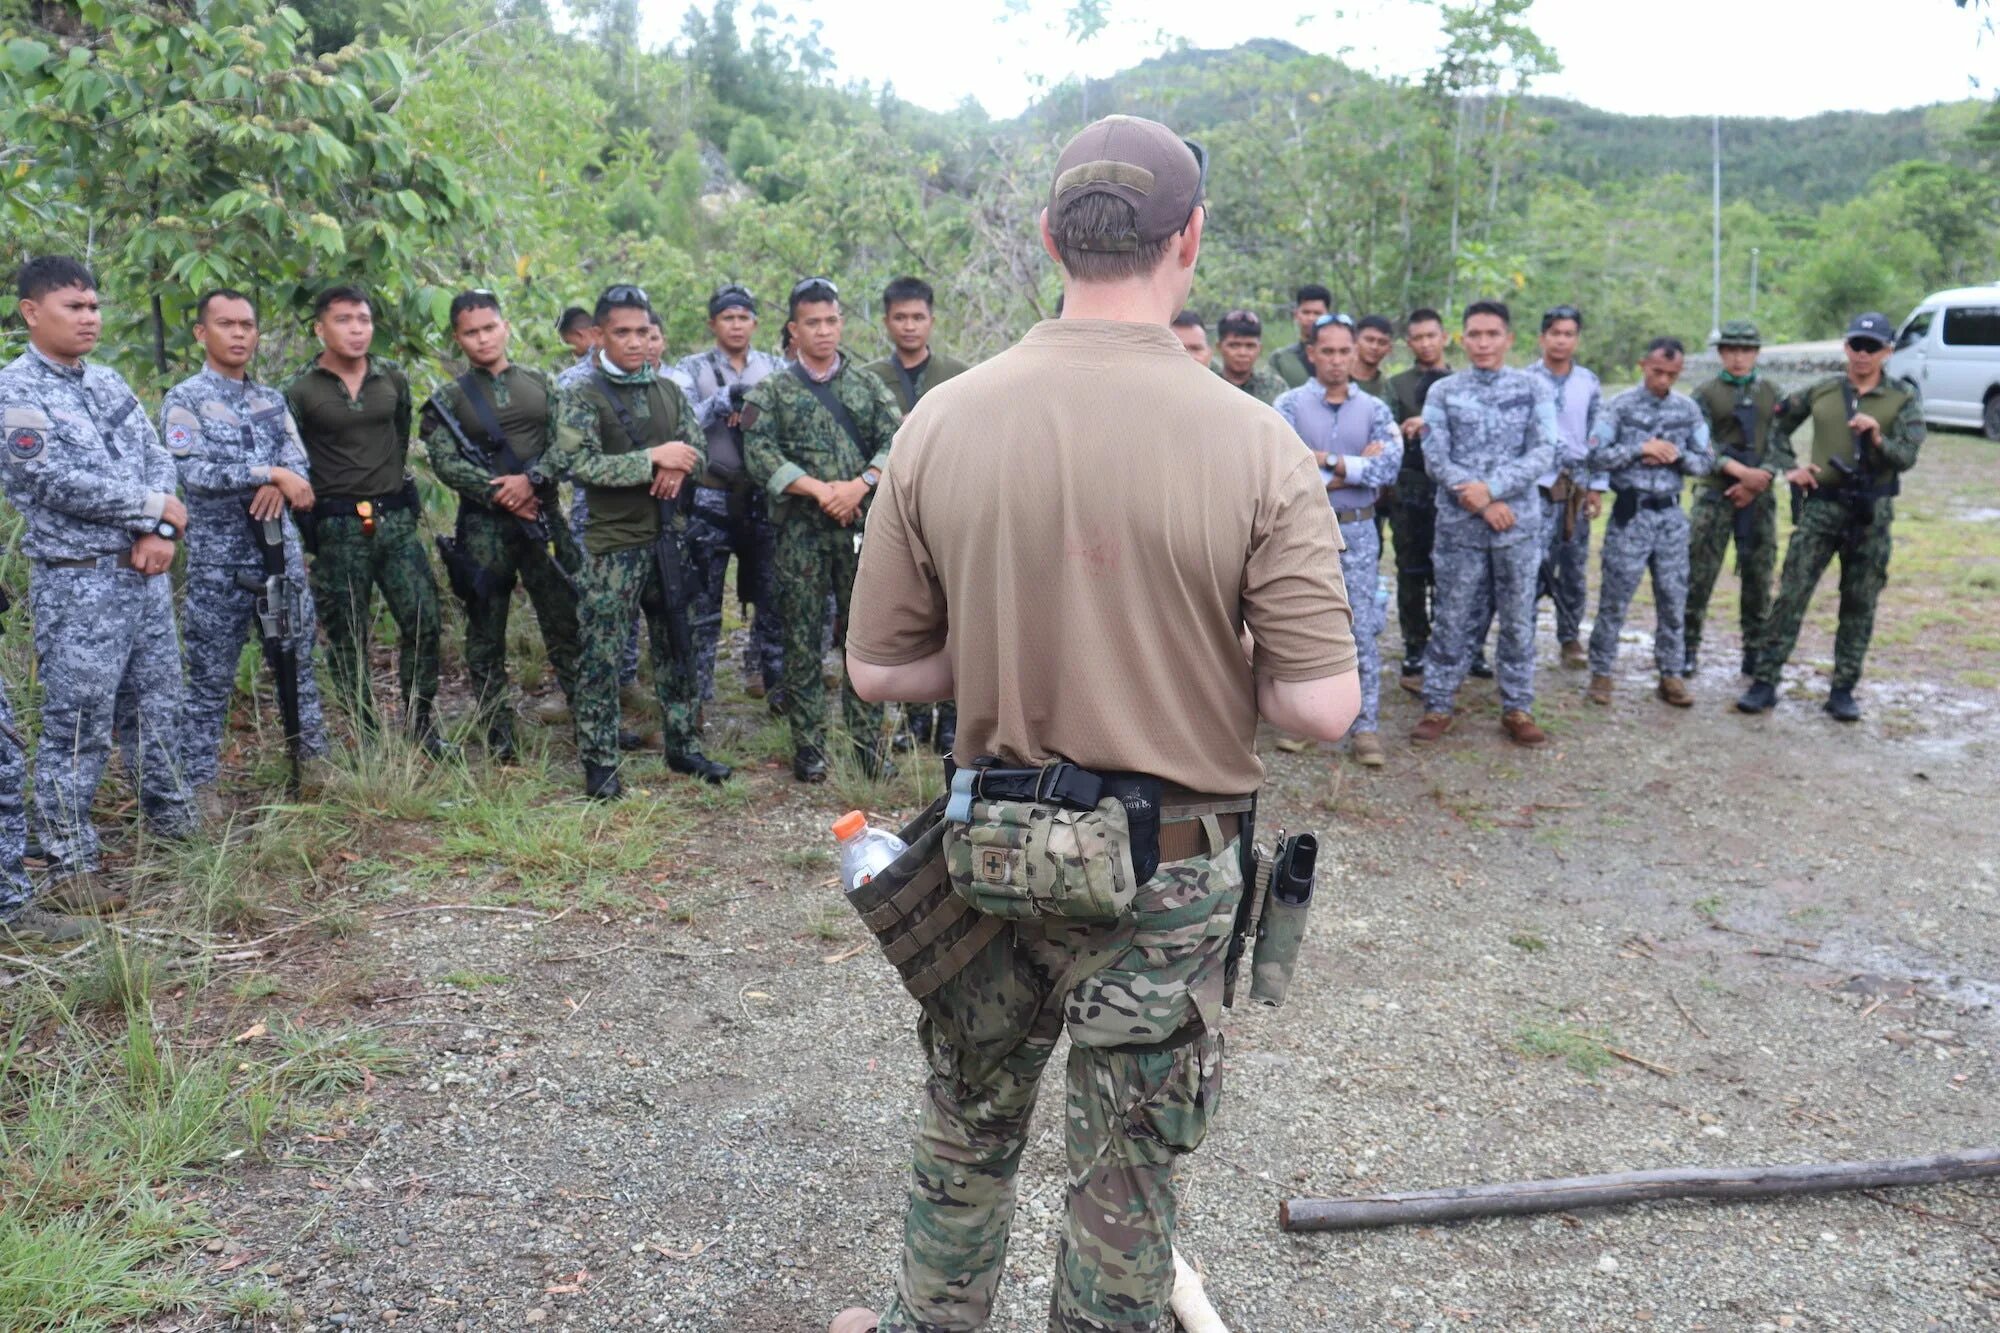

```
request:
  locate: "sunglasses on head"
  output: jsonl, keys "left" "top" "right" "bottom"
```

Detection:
{"left": 713, "top": 283, "right": 752, "bottom": 302}
{"left": 1182, "top": 138, "right": 1209, "bottom": 231}
{"left": 602, "top": 284, "right": 650, "bottom": 307}
{"left": 790, "top": 276, "right": 839, "bottom": 302}
{"left": 1314, "top": 312, "right": 1356, "bottom": 330}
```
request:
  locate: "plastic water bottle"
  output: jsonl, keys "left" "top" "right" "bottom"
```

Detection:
{"left": 834, "top": 810, "right": 908, "bottom": 893}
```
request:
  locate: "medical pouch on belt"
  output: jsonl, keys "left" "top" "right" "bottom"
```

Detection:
{"left": 945, "top": 796, "right": 1142, "bottom": 921}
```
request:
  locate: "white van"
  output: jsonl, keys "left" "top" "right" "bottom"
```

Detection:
{"left": 1889, "top": 285, "right": 2000, "bottom": 439}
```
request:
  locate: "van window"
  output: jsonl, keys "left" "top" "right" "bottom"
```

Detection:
{"left": 1942, "top": 305, "right": 2000, "bottom": 347}
{"left": 1896, "top": 310, "right": 1934, "bottom": 350}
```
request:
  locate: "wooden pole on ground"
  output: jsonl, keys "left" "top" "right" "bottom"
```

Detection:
{"left": 1280, "top": 1148, "right": 2000, "bottom": 1233}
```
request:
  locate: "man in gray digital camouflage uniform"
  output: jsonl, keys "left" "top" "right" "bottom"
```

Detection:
{"left": 161, "top": 288, "right": 330, "bottom": 818}
{"left": 1410, "top": 300, "right": 1559, "bottom": 746}
{"left": 0, "top": 256, "right": 194, "bottom": 920}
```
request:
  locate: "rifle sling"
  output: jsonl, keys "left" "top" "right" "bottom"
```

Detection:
{"left": 456, "top": 372, "right": 528, "bottom": 477}
{"left": 788, "top": 362, "right": 869, "bottom": 457}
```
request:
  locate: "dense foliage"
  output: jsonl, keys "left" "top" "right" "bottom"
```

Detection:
{"left": 3, "top": 0, "right": 1996, "bottom": 387}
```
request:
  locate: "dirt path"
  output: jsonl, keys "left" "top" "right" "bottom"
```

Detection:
{"left": 192, "top": 638, "right": 2000, "bottom": 1332}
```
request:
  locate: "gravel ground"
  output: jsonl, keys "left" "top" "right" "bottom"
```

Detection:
{"left": 191, "top": 611, "right": 2000, "bottom": 1333}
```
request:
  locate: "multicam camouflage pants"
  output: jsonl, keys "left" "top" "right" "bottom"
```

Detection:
{"left": 878, "top": 834, "right": 1241, "bottom": 1333}
{"left": 572, "top": 542, "right": 700, "bottom": 769}
{"left": 1754, "top": 494, "right": 1894, "bottom": 690}
{"left": 308, "top": 509, "right": 443, "bottom": 734}
{"left": 29, "top": 560, "right": 192, "bottom": 880}
{"left": 687, "top": 485, "right": 783, "bottom": 703}
{"left": 0, "top": 679, "right": 30, "bottom": 917}
{"left": 771, "top": 520, "right": 881, "bottom": 761}
{"left": 180, "top": 554, "right": 330, "bottom": 789}
{"left": 1423, "top": 537, "right": 1540, "bottom": 715}
{"left": 455, "top": 505, "right": 582, "bottom": 727}
{"left": 1685, "top": 486, "right": 1777, "bottom": 666}
{"left": 1587, "top": 503, "right": 1691, "bottom": 678}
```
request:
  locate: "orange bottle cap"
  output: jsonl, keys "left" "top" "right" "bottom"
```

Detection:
{"left": 831, "top": 811, "right": 867, "bottom": 840}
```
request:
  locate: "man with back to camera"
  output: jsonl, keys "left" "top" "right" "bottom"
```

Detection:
{"left": 1583, "top": 336, "right": 1713, "bottom": 708}
{"left": 1170, "top": 308, "right": 1211, "bottom": 366}
{"left": 1276, "top": 312, "right": 1402, "bottom": 768}
{"left": 1268, "top": 282, "right": 1332, "bottom": 388}
{"left": 285, "top": 284, "right": 451, "bottom": 756}
{"left": 161, "top": 287, "right": 331, "bottom": 814}
{"left": 1212, "top": 308, "right": 1287, "bottom": 404}
{"left": 1409, "top": 300, "right": 1559, "bottom": 746}
{"left": 833, "top": 114, "right": 1360, "bottom": 1333}
{"left": 0, "top": 256, "right": 194, "bottom": 924}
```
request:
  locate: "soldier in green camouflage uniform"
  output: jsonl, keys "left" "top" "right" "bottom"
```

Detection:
{"left": 283, "top": 286, "right": 448, "bottom": 753}
{"left": 553, "top": 286, "right": 731, "bottom": 798}
{"left": 741, "top": 277, "right": 899, "bottom": 782}
{"left": 421, "top": 291, "right": 581, "bottom": 760}
{"left": 1686, "top": 319, "right": 1782, "bottom": 677}
{"left": 1266, "top": 283, "right": 1331, "bottom": 389}
{"left": 1738, "top": 313, "right": 1924, "bottom": 721}
{"left": 1211, "top": 308, "right": 1287, "bottom": 404}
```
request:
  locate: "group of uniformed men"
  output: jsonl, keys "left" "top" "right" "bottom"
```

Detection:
{"left": 0, "top": 256, "right": 974, "bottom": 941}
{"left": 1175, "top": 290, "right": 1924, "bottom": 765}
{"left": 0, "top": 247, "right": 1923, "bottom": 944}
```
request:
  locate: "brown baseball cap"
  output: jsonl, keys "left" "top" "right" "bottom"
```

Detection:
{"left": 1047, "top": 115, "right": 1207, "bottom": 251}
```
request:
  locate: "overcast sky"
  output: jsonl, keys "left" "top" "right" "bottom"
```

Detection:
{"left": 647, "top": 0, "right": 1996, "bottom": 120}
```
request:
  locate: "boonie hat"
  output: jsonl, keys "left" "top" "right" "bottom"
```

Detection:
{"left": 1048, "top": 115, "right": 1206, "bottom": 251}
{"left": 1844, "top": 312, "right": 1894, "bottom": 345}
{"left": 1715, "top": 319, "right": 1762, "bottom": 348}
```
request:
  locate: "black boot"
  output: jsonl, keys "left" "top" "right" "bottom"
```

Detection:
{"left": 1824, "top": 686, "right": 1861, "bottom": 722}
{"left": 792, "top": 746, "right": 827, "bottom": 784}
{"left": 487, "top": 717, "right": 517, "bottom": 764}
{"left": 1682, "top": 644, "right": 1699, "bottom": 677}
{"left": 1735, "top": 680, "right": 1778, "bottom": 714}
{"left": 583, "top": 762, "right": 623, "bottom": 801}
{"left": 412, "top": 706, "right": 460, "bottom": 762}
{"left": 617, "top": 727, "right": 645, "bottom": 751}
{"left": 1740, "top": 648, "right": 1758, "bottom": 678}
{"left": 1469, "top": 647, "right": 1494, "bottom": 679}
{"left": 667, "top": 748, "right": 732, "bottom": 784}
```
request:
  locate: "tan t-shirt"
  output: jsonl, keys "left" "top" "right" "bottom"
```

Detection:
{"left": 848, "top": 318, "right": 1356, "bottom": 795}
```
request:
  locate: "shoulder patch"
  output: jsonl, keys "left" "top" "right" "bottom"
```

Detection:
{"left": 164, "top": 404, "right": 201, "bottom": 457}
{"left": 7, "top": 424, "right": 45, "bottom": 461}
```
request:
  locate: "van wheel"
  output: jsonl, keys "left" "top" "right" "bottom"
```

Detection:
{"left": 1986, "top": 390, "right": 2000, "bottom": 442}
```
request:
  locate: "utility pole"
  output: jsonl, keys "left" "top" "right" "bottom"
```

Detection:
{"left": 1750, "top": 247, "right": 1761, "bottom": 317}
{"left": 1709, "top": 114, "right": 1722, "bottom": 346}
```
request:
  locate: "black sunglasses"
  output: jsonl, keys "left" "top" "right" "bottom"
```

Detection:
{"left": 790, "top": 276, "right": 839, "bottom": 301}
{"left": 602, "top": 283, "right": 650, "bottom": 307}
{"left": 1846, "top": 338, "right": 1886, "bottom": 354}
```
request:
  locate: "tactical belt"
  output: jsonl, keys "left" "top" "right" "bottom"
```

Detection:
{"left": 953, "top": 758, "right": 1247, "bottom": 857}
{"left": 1333, "top": 505, "right": 1375, "bottom": 525}
{"left": 317, "top": 486, "right": 417, "bottom": 518}
{"left": 42, "top": 550, "right": 138, "bottom": 571}
{"left": 1610, "top": 488, "right": 1679, "bottom": 523}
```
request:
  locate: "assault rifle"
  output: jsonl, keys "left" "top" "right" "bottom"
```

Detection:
{"left": 422, "top": 391, "right": 575, "bottom": 598}
{"left": 235, "top": 513, "right": 305, "bottom": 793}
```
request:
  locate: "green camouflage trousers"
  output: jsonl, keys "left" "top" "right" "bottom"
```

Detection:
{"left": 1684, "top": 486, "right": 1776, "bottom": 663}
{"left": 572, "top": 542, "right": 698, "bottom": 768}
{"left": 878, "top": 834, "right": 1241, "bottom": 1333}
{"left": 1754, "top": 494, "right": 1893, "bottom": 690}
{"left": 456, "top": 505, "right": 582, "bottom": 725}
{"left": 772, "top": 520, "right": 881, "bottom": 760}
{"left": 309, "top": 507, "right": 442, "bottom": 733}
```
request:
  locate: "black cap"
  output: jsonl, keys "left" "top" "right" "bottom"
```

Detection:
{"left": 1845, "top": 312, "right": 1894, "bottom": 345}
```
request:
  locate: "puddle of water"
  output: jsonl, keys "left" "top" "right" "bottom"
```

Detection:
{"left": 1961, "top": 507, "right": 2000, "bottom": 523}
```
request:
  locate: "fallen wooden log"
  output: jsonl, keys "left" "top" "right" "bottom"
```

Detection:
{"left": 1280, "top": 1147, "right": 2000, "bottom": 1232}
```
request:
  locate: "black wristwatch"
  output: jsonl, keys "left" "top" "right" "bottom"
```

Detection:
{"left": 153, "top": 518, "right": 180, "bottom": 541}
{"left": 861, "top": 468, "right": 881, "bottom": 489}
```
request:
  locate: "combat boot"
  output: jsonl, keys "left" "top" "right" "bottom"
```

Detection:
{"left": 487, "top": 716, "right": 518, "bottom": 764}
{"left": 45, "top": 873, "right": 127, "bottom": 914}
{"left": 1399, "top": 651, "right": 1424, "bottom": 695}
{"left": 1740, "top": 648, "right": 1757, "bottom": 678}
{"left": 1351, "top": 732, "right": 1386, "bottom": 768}
{"left": 667, "top": 748, "right": 732, "bottom": 784}
{"left": 1735, "top": 680, "right": 1777, "bottom": 714}
{"left": 193, "top": 785, "right": 227, "bottom": 824}
{"left": 0, "top": 904, "right": 94, "bottom": 944}
{"left": 1657, "top": 676, "right": 1694, "bottom": 708}
{"left": 1824, "top": 686, "right": 1862, "bottom": 722}
{"left": 1410, "top": 712, "right": 1454, "bottom": 743}
{"left": 1469, "top": 647, "right": 1494, "bottom": 679}
{"left": 1501, "top": 710, "right": 1548, "bottom": 746}
{"left": 298, "top": 756, "right": 338, "bottom": 798}
{"left": 793, "top": 746, "right": 828, "bottom": 784}
{"left": 1561, "top": 640, "right": 1588, "bottom": 669}
{"left": 411, "top": 706, "right": 460, "bottom": 763}
{"left": 583, "top": 762, "right": 623, "bottom": 802}
{"left": 744, "top": 679, "right": 767, "bottom": 700}
{"left": 1682, "top": 644, "right": 1699, "bottom": 676}
{"left": 617, "top": 727, "right": 646, "bottom": 751}
{"left": 1586, "top": 674, "right": 1613, "bottom": 706}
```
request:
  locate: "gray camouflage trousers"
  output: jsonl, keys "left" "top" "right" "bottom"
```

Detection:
{"left": 1339, "top": 516, "right": 1385, "bottom": 735}
{"left": 1588, "top": 503, "right": 1690, "bottom": 677}
{"left": 1423, "top": 538, "right": 1540, "bottom": 715}
{"left": 181, "top": 556, "right": 330, "bottom": 789}
{"left": 0, "top": 679, "right": 30, "bottom": 918}
{"left": 30, "top": 561, "right": 193, "bottom": 880}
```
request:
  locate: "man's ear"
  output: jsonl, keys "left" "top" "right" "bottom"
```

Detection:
{"left": 1038, "top": 208, "right": 1062, "bottom": 266}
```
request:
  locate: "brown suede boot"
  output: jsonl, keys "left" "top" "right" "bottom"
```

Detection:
{"left": 1586, "top": 674, "right": 1613, "bottom": 706}
{"left": 46, "top": 874, "right": 128, "bottom": 914}
{"left": 1501, "top": 710, "right": 1548, "bottom": 746}
{"left": 1410, "top": 712, "right": 1454, "bottom": 743}
{"left": 1657, "top": 675, "right": 1694, "bottom": 707}
{"left": 1561, "top": 640, "right": 1588, "bottom": 669}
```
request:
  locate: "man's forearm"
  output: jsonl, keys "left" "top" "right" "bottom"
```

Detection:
{"left": 848, "top": 648, "right": 954, "bottom": 704}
